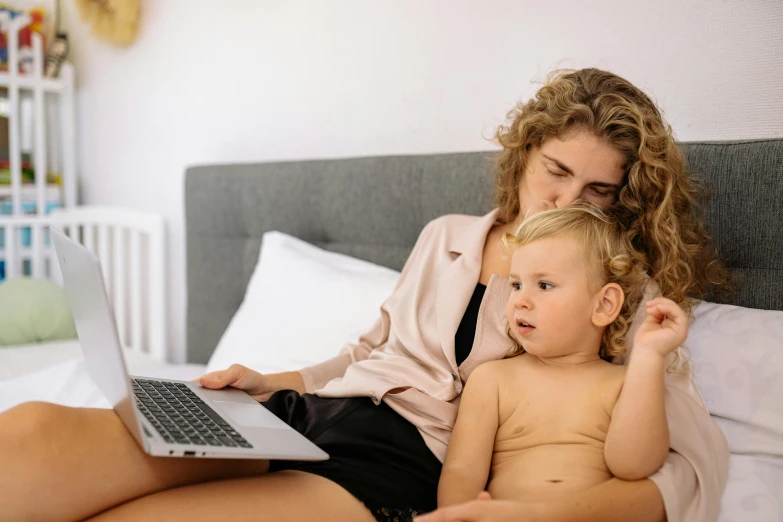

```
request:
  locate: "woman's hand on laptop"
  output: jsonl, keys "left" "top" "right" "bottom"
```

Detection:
{"left": 196, "top": 365, "right": 306, "bottom": 402}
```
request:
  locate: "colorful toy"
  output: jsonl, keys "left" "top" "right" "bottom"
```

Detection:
{"left": 0, "top": 5, "right": 47, "bottom": 73}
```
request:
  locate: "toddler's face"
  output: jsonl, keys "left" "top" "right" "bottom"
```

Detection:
{"left": 505, "top": 235, "right": 603, "bottom": 358}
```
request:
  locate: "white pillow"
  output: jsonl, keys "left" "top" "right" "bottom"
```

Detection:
{"left": 206, "top": 231, "right": 400, "bottom": 376}
{"left": 688, "top": 301, "right": 783, "bottom": 456}
{"left": 687, "top": 301, "right": 783, "bottom": 522}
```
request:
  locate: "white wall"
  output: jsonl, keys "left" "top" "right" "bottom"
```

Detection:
{"left": 56, "top": 0, "right": 783, "bottom": 362}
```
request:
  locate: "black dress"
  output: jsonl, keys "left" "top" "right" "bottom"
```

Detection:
{"left": 261, "top": 283, "right": 487, "bottom": 522}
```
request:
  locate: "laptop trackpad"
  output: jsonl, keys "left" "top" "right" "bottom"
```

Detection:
{"left": 213, "top": 401, "right": 289, "bottom": 430}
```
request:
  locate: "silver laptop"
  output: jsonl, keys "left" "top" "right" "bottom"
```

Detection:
{"left": 51, "top": 227, "right": 328, "bottom": 461}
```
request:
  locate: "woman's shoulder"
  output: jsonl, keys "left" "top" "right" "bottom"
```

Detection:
{"left": 424, "top": 213, "right": 484, "bottom": 233}
{"left": 416, "top": 213, "right": 490, "bottom": 247}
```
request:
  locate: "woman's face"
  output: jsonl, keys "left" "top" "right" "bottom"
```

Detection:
{"left": 517, "top": 130, "right": 626, "bottom": 219}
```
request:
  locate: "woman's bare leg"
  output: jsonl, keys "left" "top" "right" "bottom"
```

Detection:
{"left": 88, "top": 470, "right": 376, "bottom": 522}
{"left": 0, "top": 402, "right": 269, "bottom": 522}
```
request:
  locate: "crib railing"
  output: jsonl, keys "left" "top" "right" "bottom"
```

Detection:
{"left": 0, "top": 214, "right": 60, "bottom": 279}
{"left": 49, "top": 206, "right": 167, "bottom": 362}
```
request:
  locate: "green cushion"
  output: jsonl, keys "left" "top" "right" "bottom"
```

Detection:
{"left": 0, "top": 277, "right": 77, "bottom": 346}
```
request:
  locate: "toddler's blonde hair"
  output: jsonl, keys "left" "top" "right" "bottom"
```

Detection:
{"left": 503, "top": 203, "right": 648, "bottom": 360}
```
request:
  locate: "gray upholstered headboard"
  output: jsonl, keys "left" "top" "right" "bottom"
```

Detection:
{"left": 185, "top": 139, "right": 783, "bottom": 364}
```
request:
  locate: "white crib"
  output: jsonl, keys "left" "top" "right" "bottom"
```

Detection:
{"left": 0, "top": 13, "right": 173, "bottom": 370}
{"left": 48, "top": 206, "right": 168, "bottom": 362}
{"left": 0, "top": 204, "right": 179, "bottom": 393}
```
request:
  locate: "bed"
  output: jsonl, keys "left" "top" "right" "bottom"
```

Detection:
{"left": 2, "top": 139, "right": 782, "bottom": 520}
{"left": 184, "top": 140, "right": 783, "bottom": 522}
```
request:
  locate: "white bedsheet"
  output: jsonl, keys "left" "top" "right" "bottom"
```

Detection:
{"left": 0, "top": 341, "right": 207, "bottom": 412}
{"left": 0, "top": 344, "right": 779, "bottom": 521}
{"left": 0, "top": 341, "right": 86, "bottom": 382}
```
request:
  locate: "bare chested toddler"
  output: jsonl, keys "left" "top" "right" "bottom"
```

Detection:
{"left": 438, "top": 204, "right": 688, "bottom": 507}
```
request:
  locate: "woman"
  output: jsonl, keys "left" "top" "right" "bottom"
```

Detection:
{"left": 0, "top": 68, "right": 728, "bottom": 522}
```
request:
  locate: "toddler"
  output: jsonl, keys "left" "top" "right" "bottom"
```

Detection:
{"left": 438, "top": 204, "right": 687, "bottom": 506}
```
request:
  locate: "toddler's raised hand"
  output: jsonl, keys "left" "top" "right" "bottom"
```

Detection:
{"left": 633, "top": 297, "right": 688, "bottom": 358}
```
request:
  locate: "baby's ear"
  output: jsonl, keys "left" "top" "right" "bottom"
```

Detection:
{"left": 592, "top": 283, "right": 624, "bottom": 327}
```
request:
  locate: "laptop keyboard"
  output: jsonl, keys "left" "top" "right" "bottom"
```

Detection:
{"left": 131, "top": 379, "right": 253, "bottom": 448}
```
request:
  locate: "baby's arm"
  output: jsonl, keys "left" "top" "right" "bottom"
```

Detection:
{"left": 438, "top": 362, "right": 500, "bottom": 507}
{"left": 604, "top": 297, "right": 688, "bottom": 481}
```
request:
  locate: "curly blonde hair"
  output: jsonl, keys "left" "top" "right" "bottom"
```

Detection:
{"left": 502, "top": 204, "right": 648, "bottom": 361}
{"left": 494, "top": 68, "right": 729, "bottom": 314}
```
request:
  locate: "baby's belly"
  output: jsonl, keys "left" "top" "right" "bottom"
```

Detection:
{"left": 489, "top": 443, "right": 612, "bottom": 501}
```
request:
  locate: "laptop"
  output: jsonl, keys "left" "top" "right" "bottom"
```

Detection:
{"left": 51, "top": 227, "right": 328, "bottom": 461}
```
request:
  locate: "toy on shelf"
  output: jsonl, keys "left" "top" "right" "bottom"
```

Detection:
{"left": 0, "top": 8, "right": 76, "bottom": 282}
{"left": 44, "top": 0, "right": 68, "bottom": 78}
{"left": 0, "top": 5, "right": 46, "bottom": 74}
